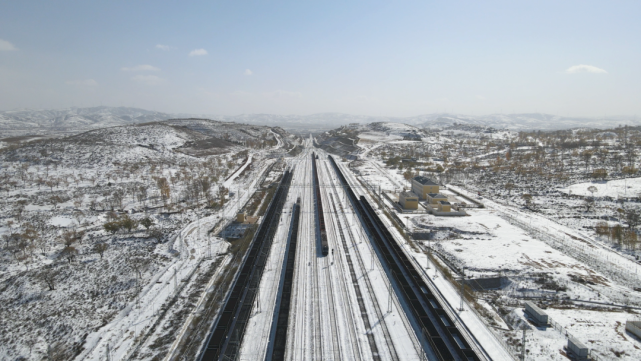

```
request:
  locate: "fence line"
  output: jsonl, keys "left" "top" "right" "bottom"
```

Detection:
{"left": 501, "top": 213, "right": 641, "bottom": 291}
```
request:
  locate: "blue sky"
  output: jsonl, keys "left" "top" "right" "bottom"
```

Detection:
{"left": 0, "top": 0, "right": 639, "bottom": 117}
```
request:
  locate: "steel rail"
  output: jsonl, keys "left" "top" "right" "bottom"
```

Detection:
{"left": 328, "top": 155, "right": 481, "bottom": 361}
{"left": 199, "top": 170, "right": 293, "bottom": 361}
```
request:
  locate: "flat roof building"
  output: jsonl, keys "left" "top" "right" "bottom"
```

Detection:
{"left": 399, "top": 191, "right": 419, "bottom": 210}
{"left": 437, "top": 200, "right": 451, "bottom": 212}
{"left": 427, "top": 193, "right": 448, "bottom": 204}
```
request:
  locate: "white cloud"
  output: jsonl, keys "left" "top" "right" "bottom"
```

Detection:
{"left": 244, "top": 69, "right": 253, "bottom": 76}
{"left": 565, "top": 64, "right": 608, "bottom": 74}
{"left": 132, "top": 75, "right": 165, "bottom": 85}
{"left": 66, "top": 79, "right": 98, "bottom": 87}
{"left": 121, "top": 64, "right": 160, "bottom": 72}
{"left": 156, "top": 44, "right": 172, "bottom": 51}
{"left": 189, "top": 48, "right": 208, "bottom": 56}
{"left": 476, "top": 95, "right": 486, "bottom": 100}
{"left": 0, "top": 39, "right": 17, "bottom": 51}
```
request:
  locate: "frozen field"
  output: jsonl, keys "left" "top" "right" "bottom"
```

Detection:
{"left": 562, "top": 177, "right": 641, "bottom": 198}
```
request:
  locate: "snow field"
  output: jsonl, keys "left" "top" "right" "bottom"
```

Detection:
{"left": 449, "top": 185, "right": 641, "bottom": 293}
{"left": 77, "top": 152, "right": 275, "bottom": 361}
{"left": 562, "top": 177, "right": 641, "bottom": 199}
{"left": 78, "top": 214, "right": 228, "bottom": 361}
{"left": 415, "top": 184, "right": 641, "bottom": 358}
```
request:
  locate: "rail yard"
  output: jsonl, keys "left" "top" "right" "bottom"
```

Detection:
{"left": 197, "top": 140, "right": 511, "bottom": 361}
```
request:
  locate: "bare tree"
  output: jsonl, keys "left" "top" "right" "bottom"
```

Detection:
{"left": 140, "top": 217, "right": 153, "bottom": 231}
{"left": 129, "top": 256, "right": 150, "bottom": 280}
{"left": 112, "top": 189, "right": 125, "bottom": 210}
{"left": 3, "top": 232, "right": 20, "bottom": 249}
{"left": 93, "top": 242, "right": 109, "bottom": 260}
{"left": 218, "top": 185, "right": 228, "bottom": 207}
{"left": 581, "top": 150, "right": 592, "bottom": 171}
{"left": 38, "top": 265, "right": 59, "bottom": 291}
{"left": 61, "top": 246, "right": 78, "bottom": 263}
{"left": 136, "top": 184, "right": 148, "bottom": 206}
{"left": 505, "top": 181, "right": 515, "bottom": 199}
{"left": 49, "top": 195, "right": 63, "bottom": 209}
{"left": 625, "top": 208, "right": 640, "bottom": 229}
{"left": 156, "top": 177, "right": 171, "bottom": 206}
{"left": 62, "top": 229, "right": 83, "bottom": 247}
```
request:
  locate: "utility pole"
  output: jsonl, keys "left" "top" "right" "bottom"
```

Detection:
{"left": 521, "top": 327, "right": 527, "bottom": 361}
{"left": 371, "top": 252, "right": 374, "bottom": 271}
{"left": 256, "top": 289, "right": 261, "bottom": 313}
{"left": 459, "top": 278, "right": 465, "bottom": 312}
{"left": 173, "top": 268, "right": 177, "bottom": 292}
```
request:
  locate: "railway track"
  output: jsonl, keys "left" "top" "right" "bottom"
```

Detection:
{"left": 287, "top": 153, "right": 323, "bottom": 361}
{"left": 327, "top": 192, "right": 380, "bottom": 361}
{"left": 265, "top": 199, "right": 301, "bottom": 361}
{"left": 312, "top": 152, "right": 329, "bottom": 256}
{"left": 325, "top": 159, "right": 424, "bottom": 361}
{"left": 319, "top": 161, "right": 365, "bottom": 361}
{"left": 328, "top": 155, "right": 483, "bottom": 361}
{"left": 312, "top": 152, "right": 341, "bottom": 359}
{"left": 310, "top": 154, "right": 323, "bottom": 360}
{"left": 322, "top": 157, "right": 402, "bottom": 361}
{"left": 199, "top": 169, "right": 293, "bottom": 361}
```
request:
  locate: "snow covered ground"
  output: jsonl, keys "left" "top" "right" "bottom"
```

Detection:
{"left": 0, "top": 118, "right": 299, "bottom": 360}
{"left": 562, "top": 177, "right": 641, "bottom": 198}
{"left": 337, "top": 122, "right": 641, "bottom": 360}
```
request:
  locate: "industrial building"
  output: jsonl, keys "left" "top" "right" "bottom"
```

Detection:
{"left": 399, "top": 191, "right": 419, "bottom": 209}
{"left": 437, "top": 200, "right": 451, "bottom": 212}
{"left": 426, "top": 193, "right": 448, "bottom": 204}
{"left": 411, "top": 176, "right": 439, "bottom": 199}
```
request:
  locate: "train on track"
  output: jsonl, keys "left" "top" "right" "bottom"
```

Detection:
{"left": 328, "top": 155, "right": 483, "bottom": 361}
{"left": 199, "top": 170, "right": 293, "bottom": 361}
{"left": 311, "top": 152, "right": 329, "bottom": 256}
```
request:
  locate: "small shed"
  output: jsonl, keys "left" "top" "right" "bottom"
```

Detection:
{"left": 524, "top": 301, "right": 548, "bottom": 326}
{"left": 625, "top": 320, "right": 641, "bottom": 339}
{"left": 437, "top": 201, "right": 451, "bottom": 212}
{"left": 236, "top": 212, "right": 246, "bottom": 223}
{"left": 566, "top": 336, "right": 589, "bottom": 360}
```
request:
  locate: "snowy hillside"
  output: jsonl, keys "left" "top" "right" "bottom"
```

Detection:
{"left": 0, "top": 117, "right": 297, "bottom": 360}
{"left": 0, "top": 107, "right": 173, "bottom": 135}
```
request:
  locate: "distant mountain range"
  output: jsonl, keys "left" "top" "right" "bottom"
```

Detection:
{"left": 219, "top": 112, "right": 640, "bottom": 131}
{"left": 1, "top": 106, "right": 639, "bottom": 136}
{"left": 0, "top": 106, "right": 173, "bottom": 135}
